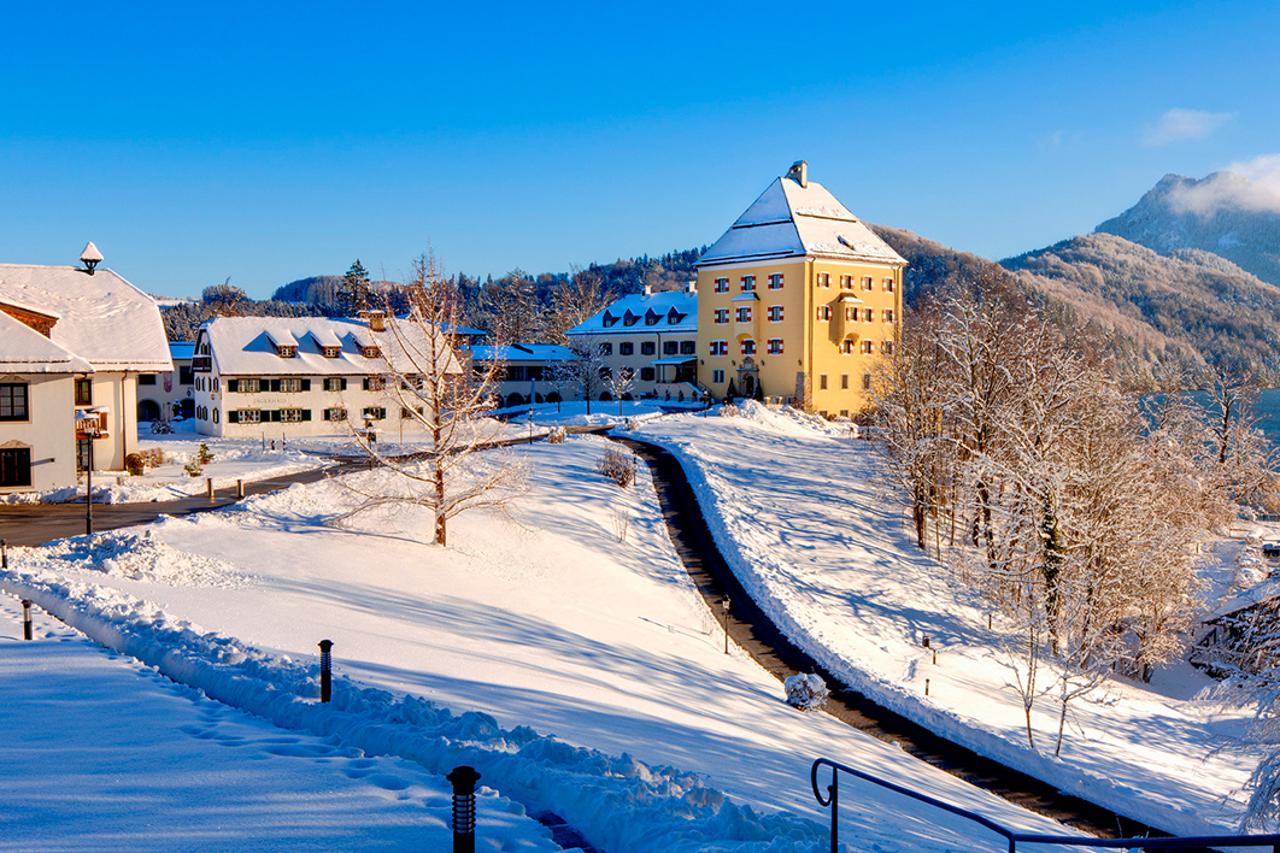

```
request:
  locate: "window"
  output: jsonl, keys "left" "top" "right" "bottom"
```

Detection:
{"left": 841, "top": 374, "right": 849, "bottom": 389}
{"left": 767, "top": 338, "right": 784, "bottom": 355}
{"left": 361, "top": 346, "right": 381, "bottom": 359}
{"left": 324, "top": 407, "right": 347, "bottom": 422}
{"left": 276, "top": 345, "right": 297, "bottom": 358}
{"left": 663, "top": 341, "right": 679, "bottom": 355}
{"left": 138, "top": 374, "right": 157, "bottom": 386}
{"left": 363, "top": 376, "right": 385, "bottom": 391}
{"left": 76, "top": 438, "right": 91, "bottom": 471}
{"left": 322, "top": 346, "right": 341, "bottom": 358}
{"left": 324, "top": 377, "right": 346, "bottom": 392}
{"left": 884, "top": 278, "right": 896, "bottom": 292}
{"left": 279, "top": 378, "right": 304, "bottom": 393}
{"left": 0, "top": 384, "right": 29, "bottom": 421}
{"left": 400, "top": 406, "right": 424, "bottom": 419}
{"left": 883, "top": 309, "right": 895, "bottom": 323}
{"left": 816, "top": 272, "right": 831, "bottom": 288}
{"left": 861, "top": 340, "right": 874, "bottom": 354}
{"left": 740, "top": 339, "right": 756, "bottom": 356}
{"left": 640, "top": 367, "right": 656, "bottom": 382}
{"left": 623, "top": 311, "right": 639, "bottom": 327}
{"left": 641, "top": 341, "right": 656, "bottom": 355}
{"left": 819, "top": 374, "right": 828, "bottom": 390}
{"left": 767, "top": 273, "right": 784, "bottom": 290}
{"left": 709, "top": 340, "right": 728, "bottom": 356}
{"left": 599, "top": 342, "right": 613, "bottom": 356}
{"left": 714, "top": 308, "right": 729, "bottom": 324}
{"left": 178, "top": 366, "right": 194, "bottom": 385}
{"left": 0, "top": 447, "right": 31, "bottom": 487}
{"left": 844, "top": 306, "right": 857, "bottom": 321}
{"left": 236, "top": 409, "right": 262, "bottom": 424}
{"left": 768, "top": 305, "right": 784, "bottom": 322}
{"left": 863, "top": 308, "right": 874, "bottom": 322}
{"left": 839, "top": 275, "right": 853, "bottom": 290}
{"left": 862, "top": 373, "right": 873, "bottom": 390}
{"left": 840, "top": 339, "right": 855, "bottom": 355}
{"left": 740, "top": 275, "right": 756, "bottom": 292}
{"left": 712, "top": 369, "right": 725, "bottom": 384}
{"left": 620, "top": 342, "right": 634, "bottom": 356}
{"left": 644, "top": 309, "right": 660, "bottom": 326}
{"left": 74, "top": 378, "right": 92, "bottom": 406}
{"left": 714, "top": 277, "right": 729, "bottom": 293}
{"left": 735, "top": 306, "right": 752, "bottom": 323}
{"left": 679, "top": 340, "right": 696, "bottom": 355}
{"left": 280, "top": 408, "right": 307, "bottom": 423}
{"left": 213, "top": 409, "right": 220, "bottom": 424}
{"left": 362, "top": 406, "right": 387, "bottom": 420}
{"left": 882, "top": 341, "right": 896, "bottom": 355}
{"left": 861, "top": 276, "right": 874, "bottom": 291}
{"left": 816, "top": 305, "right": 832, "bottom": 321}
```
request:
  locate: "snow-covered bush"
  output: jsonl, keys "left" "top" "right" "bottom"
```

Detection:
{"left": 124, "top": 453, "right": 146, "bottom": 476}
{"left": 719, "top": 403, "right": 740, "bottom": 418}
{"left": 140, "top": 448, "right": 166, "bottom": 468}
{"left": 784, "top": 672, "right": 830, "bottom": 711}
{"left": 598, "top": 448, "right": 636, "bottom": 489}
{"left": 183, "top": 460, "right": 204, "bottom": 478}
{"left": 197, "top": 442, "right": 215, "bottom": 465}
{"left": 547, "top": 427, "right": 567, "bottom": 445}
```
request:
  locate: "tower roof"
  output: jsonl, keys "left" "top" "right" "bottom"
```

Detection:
{"left": 698, "top": 165, "right": 906, "bottom": 268}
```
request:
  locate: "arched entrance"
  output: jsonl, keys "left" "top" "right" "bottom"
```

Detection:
{"left": 137, "top": 399, "right": 161, "bottom": 422}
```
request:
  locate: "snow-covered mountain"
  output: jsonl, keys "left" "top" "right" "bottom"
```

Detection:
{"left": 1096, "top": 172, "right": 1280, "bottom": 286}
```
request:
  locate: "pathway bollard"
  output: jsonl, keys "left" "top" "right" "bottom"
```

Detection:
{"left": 236, "top": 479, "right": 245, "bottom": 499}
{"left": 447, "top": 765, "right": 481, "bottom": 853}
{"left": 21, "top": 599, "right": 33, "bottom": 641}
{"left": 721, "top": 596, "right": 731, "bottom": 654}
{"left": 1, "top": 537, "right": 6, "bottom": 569}
{"left": 318, "top": 639, "right": 333, "bottom": 703}
{"left": 925, "top": 677, "right": 930, "bottom": 697}
{"left": 206, "top": 477, "right": 214, "bottom": 500}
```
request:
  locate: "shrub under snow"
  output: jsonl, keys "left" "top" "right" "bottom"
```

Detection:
{"left": 784, "top": 672, "right": 830, "bottom": 711}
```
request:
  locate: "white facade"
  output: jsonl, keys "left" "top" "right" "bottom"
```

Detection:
{"left": 565, "top": 284, "right": 700, "bottom": 402}
{"left": 137, "top": 342, "right": 195, "bottom": 422}
{"left": 471, "top": 343, "right": 579, "bottom": 407}
{"left": 0, "top": 256, "right": 171, "bottom": 493}
{"left": 193, "top": 315, "right": 463, "bottom": 439}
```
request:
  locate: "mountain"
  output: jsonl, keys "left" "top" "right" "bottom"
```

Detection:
{"left": 872, "top": 225, "right": 1206, "bottom": 385}
{"left": 1096, "top": 172, "right": 1280, "bottom": 286}
{"left": 1002, "top": 232, "right": 1280, "bottom": 379}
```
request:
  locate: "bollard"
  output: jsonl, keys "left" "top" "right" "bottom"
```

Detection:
{"left": 447, "top": 765, "right": 481, "bottom": 853}
{"left": 206, "top": 477, "right": 214, "bottom": 500}
{"left": 318, "top": 639, "right": 333, "bottom": 703}
{"left": 921, "top": 635, "right": 930, "bottom": 648}
{"left": 988, "top": 613, "right": 993, "bottom": 630}
{"left": 932, "top": 648, "right": 937, "bottom": 665}
{"left": 1, "top": 538, "right": 6, "bottom": 569}
{"left": 721, "top": 596, "right": 731, "bottom": 655}
{"left": 236, "top": 479, "right": 245, "bottom": 499}
{"left": 925, "top": 678, "right": 930, "bottom": 697}
{"left": 22, "top": 599, "right": 33, "bottom": 641}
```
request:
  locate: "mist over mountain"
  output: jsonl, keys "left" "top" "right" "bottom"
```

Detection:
{"left": 1096, "top": 170, "right": 1280, "bottom": 286}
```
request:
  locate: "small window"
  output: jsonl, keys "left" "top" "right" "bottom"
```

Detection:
{"left": 884, "top": 309, "right": 895, "bottom": 322}
{"left": 680, "top": 340, "right": 696, "bottom": 355}
{"left": 364, "top": 376, "right": 386, "bottom": 391}
{"left": 213, "top": 408, "right": 220, "bottom": 424}
{"left": 640, "top": 367, "right": 656, "bottom": 381}
{"left": 362, "top": 406, "right": 387, "bottom": 420}
{"left": 276, "top": 345, "right": 298, "bottom": 358}
{"left": 280, "top": 408, "right": 306, "bottom": 423}
{"left": 237, "top": 409, "right": 262, "bottom": 424}
{"left": 361, "top": 346, "right": 381, "bottom": 359}
{"left": 0, "top": 383, "right": 30, "bottom": 421}
{"left": 882, "top": 341, "right": 896, "bottom": 355}
{"left": 714, "top": 308, "right": 729, "bottom": 324}
{"left": 178, "top": 366, "right": 194, "bottom": 385}
{"left": 884, "top": 278, "right": 896, "bottom": 292}
{"left": 598, "top": 366, "right": 612, "bottom": 381}
{"left": 862, "top": 373, "right": 873, "bottom": 390}
{"left": 861, "top": 340, "right": 874, "bottom": 354}
{"left": 767, "top": 338, "right": 783, "bottom": 355}
{"left": 840, "top": 339, "right": 855, "bottom": 355}
{"left": 714, "top": 278, "right": 729, "bottom": 293}
{"left": 845, "top": 306, "right": 857, "bottom": 321}
{"left": 138, "top": 374, "right": 157, "bottom": 386}
{"left": 74, "top": 378, "right": 93, "bottom": 406}
{"left": 325, "top": 407, "right": 347, "bottom": 421}
{"left": 620, "top": 342, "right": 634, "bottom": 356}
{"left": 863, "top": 308, "right": 874, "bottom": 322}
{"left": 816, "top": 305, "right": 832, "bottom": 321}
{"left": 324, "top": 377, "right": 345, "bottom": 392}
{"left": 861, "top": 276, "right": 873, "bottom": 291}
{"left": 768, "top": 305, "right": 784, "bottom": 322}
{"left": 740, "top": 339, "right": 756, "bottom": 356}
{"left": 712, "top": 369, "right": 725, "bottom": 384}
{"left": 663, "top": 341, "right": 679, "bottom": 355}
{"left": 322, "top": 346, "right": 341, "bottom": 358}
{"left": 641, "top": 341, "right": 656, "bottom": 355}
{"left": 0, "top": 447, "right": 32, "bottom": 487}
{"left": 623, "top": 311, "right": 639, "bottom": 327}
{"left": 839, "top": 275, "right": 853, "bottom": 290}
{"left": 817, "top": 272, "right": 831, "bottom": 288}
{"left": 740, "top": 275, "right": 756, "bottom": 292}
{"left": 841, "top": 374, "right": 849, "bottom": 389}
{"left": 709, "top": 340, "right": 728, "bottom": 356}
{"left": 280, "top": 378, "right": 304, "bottom": 393}
{"left": 819, "top": 374, "right": 828, "bottom": 390}
{"left": 767, "top": 273, "right": 784, "bottom": 290}
{"left": 735, "top": 306, "right": 752, "bottom": 323}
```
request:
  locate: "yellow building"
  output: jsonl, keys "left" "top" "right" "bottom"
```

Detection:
{"left": 696, "top": 161, "right": 905, "bottom": 417}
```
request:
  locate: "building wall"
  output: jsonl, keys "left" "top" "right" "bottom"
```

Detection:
{"left": 567, "top": 331, "right": 699, "bottom": 399}
{"left": 0, "top": 373, "right": 77, "bottom": 493}
{"left": 696, "top": 258, "right": 901, "bottom": 415}
{"left": 137, "top": 359, "right": 194, "bottom": 420}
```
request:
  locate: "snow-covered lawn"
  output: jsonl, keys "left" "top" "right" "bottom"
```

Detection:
{"left": 624, "top": 402, "right": 1260, "bottom": 836}
{"left": 0, "top": 595, "right": 555, "bottom": 851}
{"left": 2, "top": 435, "right": 1079, "bottom": 851}
{"left": 497, "top": 398, "right": 704, "bottom": 428}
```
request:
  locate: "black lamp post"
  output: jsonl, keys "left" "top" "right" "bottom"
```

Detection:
{"left": 77, "top": 409, "right": 103, "bottom": 535}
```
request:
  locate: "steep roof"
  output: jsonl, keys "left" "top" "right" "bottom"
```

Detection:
{"left": 202, "top": 316, "right": 463, "bottom": 377}
{"left": 698, "top": 167, "right": 906, "bottom": 268}
{"left": 472, "top": 343, "right": 576, "bottom": 363}
{"left": 168, "top": 342, "right": 197, "bottom": 361}
{"left": 0, "top": 311, "right": 94, "bottom": 374}
{"left": 0, "top": 264, "right": 171, "bottom": 371}
{"left": 566, "top": 289, "right": 697, "bottom": 337}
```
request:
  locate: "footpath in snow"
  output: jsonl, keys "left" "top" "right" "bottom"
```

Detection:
{"left": 623, "top": 402, "right": 1259, "bottom": 837}
{"left": 1, "top": 435, "right": 1079, "bottom": 852}
{"left": 0, "top": 595, "right": 555, "bottom": 851}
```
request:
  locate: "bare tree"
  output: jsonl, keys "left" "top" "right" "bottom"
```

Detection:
{"left": 552, "top": 335, "right": 610, "bottom": 415}
{"left": 340, "top": 254, "right": 524, "bottom": 546}
{"left": 609, "top": 367, "right": 635, "bottom": 415}
{"left": 546, "top": 268, "right": 613, "bottom": 343}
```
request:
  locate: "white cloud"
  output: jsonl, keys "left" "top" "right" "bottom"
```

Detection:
{"left": 1168, "top": 154, "right": 1280, "bottom": 216}
{"left": 1142, "top": 108, "right": 1234, "bottom": 147}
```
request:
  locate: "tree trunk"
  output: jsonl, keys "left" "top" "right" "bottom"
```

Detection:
{"left": 1055, "top": 698, "right": 1067, "bottom": 757}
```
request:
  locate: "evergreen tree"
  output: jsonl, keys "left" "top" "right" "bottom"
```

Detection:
{"left": 339, "top": 259, "right": 372, "bottom": 316}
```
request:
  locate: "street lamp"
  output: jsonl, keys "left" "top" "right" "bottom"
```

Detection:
{"left": 721, "top": 596, "right": 731, "bottom": 655}
{"left": 76, "top": 408, "right": 104, "bottom": 535}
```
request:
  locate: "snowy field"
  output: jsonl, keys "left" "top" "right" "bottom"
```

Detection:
{"left": 0, "top": 595, "right": 556, "bottom": 851}
{"left": 624, "top": 402, "right": 1261, "bottom": 836}
{"left": 496, "top": 398, "right": 704, "bottom": 428}
{"left": 0, "top": 435, "right": 1081, "bottom": 852}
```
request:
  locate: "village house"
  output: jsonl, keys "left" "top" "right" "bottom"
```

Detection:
{"left": 470, "top": 343, "right": 578, "bottom": 407}
{"left": 696, "top": 161, "right": 906, "bottom": 416}
{"left": 0, "top": 243, "right": 172, "bottom": 493}
{"left": 565, "top": 284, "right": 699, "bottom": 401}
{"left": 191, "top": 312, "right": 462, "bottom": 439}
{"left": 137, "top": 341, "right": 196, "bottom": 422}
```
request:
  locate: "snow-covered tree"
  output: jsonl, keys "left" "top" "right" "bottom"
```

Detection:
{"left": 337, "top": 259, "right": 372, "bottom": 317}
{"left": 551, "top": 335, "right": 610, "bottom": 415}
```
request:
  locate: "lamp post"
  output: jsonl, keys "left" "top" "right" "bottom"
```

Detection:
{"left": 721, "top": 596, "right": 731, "bottom": 655}
{"left": 76, "top": 409, "right": 103, "bottom": 535}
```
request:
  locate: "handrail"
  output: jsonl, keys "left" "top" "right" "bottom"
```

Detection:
{"left": 811, "top": 757, "right": 1280, "bottom": 852}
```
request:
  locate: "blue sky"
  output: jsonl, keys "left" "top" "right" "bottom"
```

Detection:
{"left": 1, "top": 1, "right": 1276, "bottom": 297}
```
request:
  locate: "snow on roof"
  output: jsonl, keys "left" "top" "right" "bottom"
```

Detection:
{"left": 168, "top": 342, "right": 196, "bottom": 361}
{"left": 471, "top": 343, "right": 576, "bottom": 363}
{"left": 265, "top": 327, "right": 300, "bottom": 348}
{"left": 566, "top": 290, "right": 697, "bottom": 337}
{"left": 0, "top": 311, "right": 94, "bottom": 374}
{"left": 306, "top": 327, "right": 343, "bottom": 349}
{"left": 698, "top": 168, "right": 907, "bottom": 268}
{"left": 0, "top": 264, "right": 172, "bottom": 371}
{"left": 202, "top": 316, "right": 462, "bottom": 377}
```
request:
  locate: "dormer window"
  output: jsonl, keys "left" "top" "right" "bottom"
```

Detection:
{"left": 645, "top": 309, "right": 661, "bottom": 326}
{"left": 623, "top": 310, "right": 638, "bottom": 327}
{"left": 601, "top": 310, "right": 617, "bottom": 328}
{"left": 276, "top": 344, "right": 297, "bottom": 358}
{"left": 322, "top": 346, "right": 341, "bottom": 358}
{"left": 361, "top": 346, "right": 380, "bottom": 359}
{"left": 667, "top": 308, "right": 686, "bottom": 324}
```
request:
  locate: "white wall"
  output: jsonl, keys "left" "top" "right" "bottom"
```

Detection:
{"left": 0, "top": 373, "right": 77, "bottom": 492}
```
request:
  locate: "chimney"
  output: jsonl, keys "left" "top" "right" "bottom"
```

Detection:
{"left": 786, "top": 160, "right": 808, "bottom": 188}
{"left": 361, "top": 309, "right": 386, "bottom": 332}
{"left": 642, "top": 284, "right": 653, "bottom": 297}
{"left": 80, "top": 241, "right": 103, "bottom": 275}
{"left": 686, "top": 280, "right": 696, "bottom": 294}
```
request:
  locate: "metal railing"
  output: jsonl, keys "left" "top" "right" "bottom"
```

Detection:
{"left": 811, "top": 757, "right": 1280, "bottom": 852}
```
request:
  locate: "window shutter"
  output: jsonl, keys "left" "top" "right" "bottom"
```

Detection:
{"left": 301, "top": 379, "right": 311, "bottom": 391}
{"left": 362, "top": 377, "right": 370, "bottom": 391}
{"left": 227, "top": 379, "right": 238, "bottom": 393}
{"left": 301, "top": 409, "right": 312, "bottom": 421}
{"left": 339, "top": 378, "right": 347, "bottom": 391}
{"left": 228, "top": 410, "right": 239, "bottom": 424}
